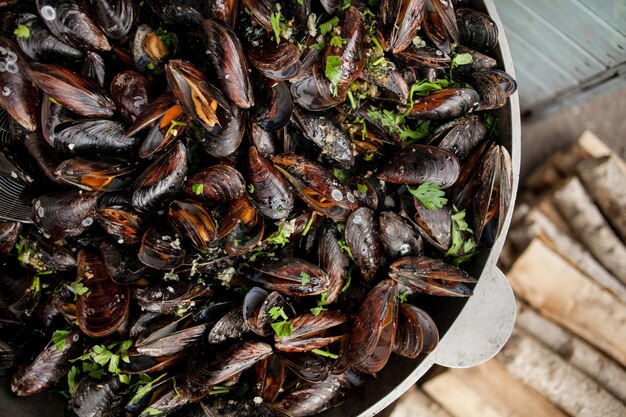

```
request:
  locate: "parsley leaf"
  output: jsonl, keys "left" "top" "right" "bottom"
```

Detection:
{"left": 319, "top": 17, "right": 339, "bottom": 35}
{"left": 310, "top": 292, "right": 328, "bottom": 316}
{"left": 270, "top": 11, "right": 282, "bottom": 45}
{"left": 52, "top": 329, "right": 72, "bottom": 351}
{"left": 271, "top": 321, "right": 293, "bottom": 339}
{"left": 70, "top": 278, "right": 90, "bottom": 300}
{"left": 483, "top": 113, "right": 498, "bottom": 138}
{"left": 337, "top": 238, "right": 352, "bottom": 258}
{"left": 266, "top": 219, "right": 295, "bottom": 246}
{"left": 311, "top": 348, "right": 339, "bottom": 359}
{"left": 356, "top": 183, "right": 368, "bottom": 193}
{"left": 329, "top": 36, "right": 347, "bottom": 48}
{"left": 399, "top": 291, "right": 408, "bottom": 303}
{"left": 341, "top": 265, "right": 353, "bottom": 292}
{"left": 14, "top": 24, "right": 30, "bottom": 39}
{"left": 268, "top": 306, "right": 288, "bottom": 321}
{"left": 450, "top": 53, "right": 473, "bottom": 70}
{"left": 302, "top": 213, "right": 315, "bottom": 236}
{"left": 165, "top": 119, "right": 187, "bottom": 137}
{"left": 247, "top": 183, "right": 255, "bottom": 194}
{"left": 408, "top": 182, "right": 448, "bottom": 210}
{"left": 366, "top": 106, "right": 431, "bottom": 143}
{"left": 446, "top": 206, "right": 476, "bottom": 256}
{"left": 300, "top": 271, "right": 311, "bottom": 285}
{"left": 67, "top": 366, "right": 79, "bottom": 394}
{"left": 156, "top": 27, "right": 177, "bottom": 50}
{"left": 129, "top": 373, "right": 167, "bottom": 406}
{"left": 191, "top": 183, "right": 203, "bottom": 195}
{"left": 325, "top": 55, "right": 342, "bottom": 96}
{"left": 143, "top": 407, "right": 162, "bottom": 416}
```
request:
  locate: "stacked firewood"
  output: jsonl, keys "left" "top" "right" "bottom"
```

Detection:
{"left": 389, "top": 131, "right": 626, "bottom": 417}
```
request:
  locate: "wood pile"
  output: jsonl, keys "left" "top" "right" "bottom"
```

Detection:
{"left": 388, "top": 131, "right": 626, "bottom": 417}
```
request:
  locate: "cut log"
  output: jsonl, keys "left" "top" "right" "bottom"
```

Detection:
{"left": 516, "top": 302, "right": 626, "bottom": 403}
{"left": 507, "top": 239, "right": 626, "bottom": 366}
{"left": 525, "top": 208, "right": 626, "bottom": 303}
{"left": 552, "top": 177, "right": 626, "bottom": 285}
{"left": 389, "top": 388, "right": 453, "bottom": 417}
{"left": 497, "top": 329, "right": 626, "bottom": 417}
{"left": 551, "top": 130, "right": 625, "bottom": 176}
{"left": 422, "top": 371, "right": 506, "bottom": 417}
{"left": 577, "top": 155, "right": 626, "bottom": 243}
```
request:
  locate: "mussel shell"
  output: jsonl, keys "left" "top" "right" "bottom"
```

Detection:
{"left": 200, "top": 18, "right": 254, "bottom": 108}
{"left": 137, "top": 323, "right": 209, "bottom": 357}
{"left": 91, "top": 0, "right": 136, "bottom": 40}
{"left": 225, "top": 212, "right": 265, "bottom": 255}
{"left": 184, "top": 342, "right": 272, "bottom": 400}
{"left": 138, "top": 223, "right": 186, "bottom": 270}
{"left": 345, "top": 207, "right": 383, "bottom": 282}
{"left": 403, "top": 87, "right": 480, "bottom": 120}
{"left": 96, "top": 205, "right": 143, "bottom": 245}
{"left": 423, "top": 0, "right": 459, "bottom": 55}
{"left": 135, "top": 282, "right": 212, "bottom": 314}
{"left": 208, "top": 307, "right": 249, "bottom": 344}
{"left": 290, "top": 61, "right": 341, "bottom": 111}
{"left": 17, "top": 234, "right": 76, "bottom": 272}
{"left": 250, "top": 123, "right": 278, "bottom": 157}
{"left": 0, "top": 221, "right": 20, "bottom": 255}
{"left": 379, "top": 211, "right": 424, "bottom": 258}
{"left": 33, "top": 190, "right": 99, "bottom": 238}
{"left": 138, "top": 105, "right": 187, "bottom": 158}
{"left": 394, "top": 303, "right": 439, "bottom": 358}
{"left": 11, "top": 332, "right": 82, "bottom": 396}
{"left": 30, "top": 63, "right": 115, "bottom": 118}
{"left": 272, "top": 154, "right": 358, "bottom": 221}
{"left": 378, "top": 0, "right": 426, "bottom": 53}
{"left": 66, "top": 376, "right": 124, "bottom": 417}
{"left": 168, "top": 200, "right": 218, "bottom": 252}
{"left": 471, "top": 70, "right": 517, "bottom": 111}
{"left": 412, "top": 200, "right": 452, "bottom": 251}
{"left": 255, "top": 353, "right": 286, "bottom": 403}
{"left": 347, "top": 279, "right": 398, "bottom": 374}
{"left": 293, "top": 107, "right": 354, "bottom": 169}
{"left": 23, "top": 133, "right": 65, "bottom": 186}
{"left": 199, "top": 102, "right": 246, "bottom": 158}
{"left": 250, "top": 258, "right": 331, "bottom": 297}
{"left": 208, "top": 0, "right": 238, "bottom": 27}
{"left": 54, "top": 157, "right": 138, "bottom": 192}
{"left": 53, "top": 120, "right": 139, "bottom": 155}
{"left": 0, "top": 36, "right": 39, "bottom": 132}
{"left": 270, "top": 373, "right": 351, "bottom": 417}
{"left": 75, "top": 249, "right": 130, "bottom": 337}
{"left": 14, "top": 13, "right": 84, "bottom": 64}
{"left": 252, "top": 79, "right": 293, "bottom": 132}
{"left": 317, "top": 223, "right": 349, "bottom": 304}
{"left": 110, "top": 70, "right": 149, "bottom": 122}
{"left": 132, "top": 141, "right": 188, "bottom": 213}
{"left": 428, "top": 114, "right": 487, "bottom": 160}
{"left": 455, "top": 45, "right": 497, "bottom": 72}
{"left": 377, "top": 144, "right": 460, "bottom": 188}
{"left": 246, "top": 146, "right": 294, "bottom": 219}
{"left": 248, "top": 36, "right": 302, "bottom": 81}
{"left": 82, "top": 51, "right": 105, "bottom": 88}
{"left": 36, "top": 0, "right": 111, "bottom": 51}
{"left": 100, "top": 241, "right": 146, "bottom": 284}
{"left": 243, "top": 288, "right": 289, "bottom": 337}
{"left": 41, "top": 93, "right": 69, "bottom": 146}
{"left": 389, "top": 256, "right": 477, "bottom": 297}
{"left": 183, "top": 164, "right": 245, "bottom": 203}
{"left": 456, "top": 8, "right": 499, "bottom": 52}
{"left": 274, "top": 311, "right": 348, "bottom": 353}
{"left": 139, "top": 387, "right": 189, "bottom": 416}
{"left": 278, "top": 351, "right": 332, "bottom": 383}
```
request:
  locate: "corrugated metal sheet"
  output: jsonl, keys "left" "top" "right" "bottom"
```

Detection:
{"left": 495, "top": 0, "right": 626, "bottom": 114}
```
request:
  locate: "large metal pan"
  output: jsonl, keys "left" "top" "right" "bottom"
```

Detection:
{"left": 0, "top": 0, "right": 520, "bottom": 415}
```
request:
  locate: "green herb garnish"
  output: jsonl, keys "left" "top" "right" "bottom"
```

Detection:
{"left": 310, "top": 292, "right": 328, "bottom": 316}
{"left": 408, "top": 182, "right": 448, "bottom": 210}
{"left": 312, "top": 348, "right": 339, "bottom": 359}
{"left": 446, "top": 206, "right": 476, "bottom": 256}
{"left": 325, "top": 55, "right": 342, "bottom": 96}
{"left": 329, "top": 36, "right": 347, "bottom": 48}
{"left": 67, "top": 366, "right": 79, "bottom": 394}
{"left": 270, "top": 10, "right": 283, "bottom": 45}
{"left": 319, "top": 17, "right": 339, "bottom": 35}
{"left": 269, "top": 307, "right": 292, "bottom": 338}
{"left": 156, "top": 27, "right": 177, "bottom": 50}
{"left": 14, "top": 24, "right": 30, "bottom": 39}
{"left": 165, "top": 119, "right": 187, "bottom": 137}
{"left": 247, "top": 184, "right": 255, "bottom": 194}
{"left": 52, "top": 329, "right": 72, "bottom": 351}
{"left": 300, "top": 271, "right": 311, "bottom": 285}
{"left": 356, "top": 183, "right": 368, "bottom": 193}
{"left": 191, "top": 183, "right": 204, "bottom": 195}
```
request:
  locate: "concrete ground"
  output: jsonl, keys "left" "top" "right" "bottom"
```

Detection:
{"left": 520, "top": 87, "right": 626, "bottom": 180}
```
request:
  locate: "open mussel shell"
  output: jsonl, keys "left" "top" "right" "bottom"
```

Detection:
{"left": 255, "top": 353, "right": 287, "bottom": 403}
{"left": 100, "top": 241, "right": 146, "bottom": 284}
{"left": 246, "top": 146, "right": 294, "bottom": 219}
{"left": 317, "top": 223, "right": 349, "bottom": 304}
{"left": 165, "top": 59, "right": 231, "bottom": 135}
{"left": 252, "top": 78, "right": 293, "bottom": 132}
{"left": 33, "top": 190, "right": 99, "bottom": 238}
{"left": 110, "top": 71, "right": 149, "bottom": 122}
{"left": 377, "top": 144, "right": 460, "bottom": 188}
{"left": 472, "top": 69, "right": 517, "bottom": 111}
{"left": 138, "top": 223, "right": 186, "bottom": 270}
{"left": 412, "top": 199, "right": 452, "bottom": 251}
{"left": 200, "top": 18, "right": 254, "bottom": 109}
{"left": 91, "top": 0, "right": 136, "bottom": 40}
{"left": 0, "top": 262, "right": 40, "bottom": 317}
{"left": 184, "top": 341, "right": 273, "bottom": 400}
{"left": 75, "top": 249, "right": 130, "bottom": 337}
{"left": 41, "top": 94, "right": 70, "bottom": 146}
{"left": 278, "top": 351, "right": 333, "bottom": 383}
{"left": 394, "top": 303, "right": 439, "bottom": 358}
{"left": 272, "top": 154, "right": 358, "bottom": 221}
{"left": 244, "top": 288, "right": 290, "bottom": 337}
{"left": 35, "top": 0, "right": 111, "bottom": 51}
{"left": 184, "top": 164, "right": 245, "bottom": 203}
{"left": 380, "top": 210, "right": 424, "bottom": 259}
{"left": 135, "top": 319, "right": 210, "bottom": 357}
{"left": 139, "top": 386, "right": 190, "bottom": 416}
{"left": 97, "top": 205, "right": 144, "bottom": 245}
{"left": 378, "top": 0, "right": 426, "bottom": 53}
{"left": 30, "top": 63, "right": 115, "bottom": 118}
{"left": 66, "top": 376, "right": 124, "bottom": 417}
{"left": 389, "top": 256, "right": 477, "bottom": 297}
{"left": 55, "top": 157, "right": 138, "bottom": 192}
{"left": 274, "top": 311, "right": 349, "bottom": 353}
{"left": 250, "top": 258, "right": 331, "bottom": 297}
{"left": 270, "top": 373, "right": 351, "bottom": 417}
{"left": 456, "top": 8, "right": 499, "bottom": 52}
{"left": 131, "top": 24, "right": 169, "bottom": 73}
{"left": 347, "top": 279, "right": 399, "bottom": 374}
{"left": 473, "top": 143, "right": 513, "bottom": 244}
{"left": 168, "top": 200, "right": 218, "bottom": 252}
{"left": 346, "top": 207, "right": 383, "bottom": 282}
{"left": 11, "top": 331, "right": 82, "bottom": 396}
{"left": 14, "top": 13, "right": 84, "bottom": 64}
{"left": 293, "top": 107, "right": 355, "bottom": 169}
{"left": 403, "top": 87, "right": 480, "bottom": 120}
{"left": 132, "top": 141, "right": 188, "bottom": 213}
{"left": 225, "top": 210, "right": 265, "bottom": 256}
{"left": 199, "top": 101, "right": 246, "bottom": 158}
{"left": 17, "top": 234, "right": 76, "bottom": 272}
{"left": 0, "top": 36, "right": 39, "bottom": 132}
{"left": 423, "top": 0, "right": 459, "bottom": 55}
{"left": 216, "top": 196, "right": 258, "bottom": 239}
{"left": 290, "top": 60, "right": 341, "bottom": 111}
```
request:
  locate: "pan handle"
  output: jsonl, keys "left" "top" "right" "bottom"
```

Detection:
{"left": 432, "top": 266, "right": 516, "bottom": 368}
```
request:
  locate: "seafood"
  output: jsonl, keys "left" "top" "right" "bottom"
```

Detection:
{"left": 0, "top": 1, "right": 516, "bottom": 416}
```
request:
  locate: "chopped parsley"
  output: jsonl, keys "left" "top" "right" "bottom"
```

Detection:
{"left": 156, "top": 27, "right": 177, "bottom": 50}
{"left": 408, "top": 182, "right": 448, "bottom": 210}
{"left": 337, "top": 238, "right": 352, "bottom": 258}
{"left": 247, "top": 184, "right": 255, "bottom": 194}
{"left": 310, "top": 292, "right": 328, "bottom": 316}
{"left": 270, "top": 10, "right": 283, "bottom": 45}
{"left": 357, "top": 183, "right": 368, "bottom": 193}
{"left": 266, "top": 219, "right": 295, "bottom": 247}
{"left": 191, "top": 183, "right": 204, "bottom": 195}
{"left": 399, "top": 291, "right": 408, "bottom": 304}
{"left": 319, "top": 17, "right": 339, "bottom": 35}
{"left": 52, "top": 329, "right": 72, "bottom": 351}
{"left": 70, "top": 277, "right": 90, "bottom": 300}
{"left": 366, "top": 106, "right": 431, "bottom": 142}
{"left": 302, "top": 213, "right": 315, "bottom": 236}
{"left": 14, "top": 24, "right": 30, "bottom": 39}
{"left": 325, "top": 55, "right": 342, "bottom": 96}
{"left": 269, "top": 306, "right": 289, "bottom": 321}
{"left": 143, "top": 408, "right": 162, "bottom": 416}
{"left": 311, "top": 348, "right": 339, "bottom": 359}
{"left": 165, "top": 119, "right": 187, "bottom": 137}
{"left": 341, "top": 265, "right": 353, "bottom": 292}
{"left": 269, "top": 307, "right": 292, "bottom": 338}
{"left": 329, "top": 36, "right": 347, "bottom": 48}
{"left": 300, "top": 271, "right": 311, "bottom": 285}
{"left": 446, "top": 206, "right": 477, "bottom": 256}
{"left": 450, "top": 53, "right": 474, "bottom": 71}
{"left": 67, "top": 366, "right": 79, "bottom": 394}
{"left": 128, "top": 373, "right": 167, "bottom": 406}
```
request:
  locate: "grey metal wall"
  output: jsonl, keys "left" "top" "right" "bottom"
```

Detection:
{"left": 495, "top": 0, "right": 626, "bottom": 114}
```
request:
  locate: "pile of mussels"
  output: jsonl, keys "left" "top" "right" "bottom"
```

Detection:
{"left": 0, "top": 0, "right": 516, "bottom": 416}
